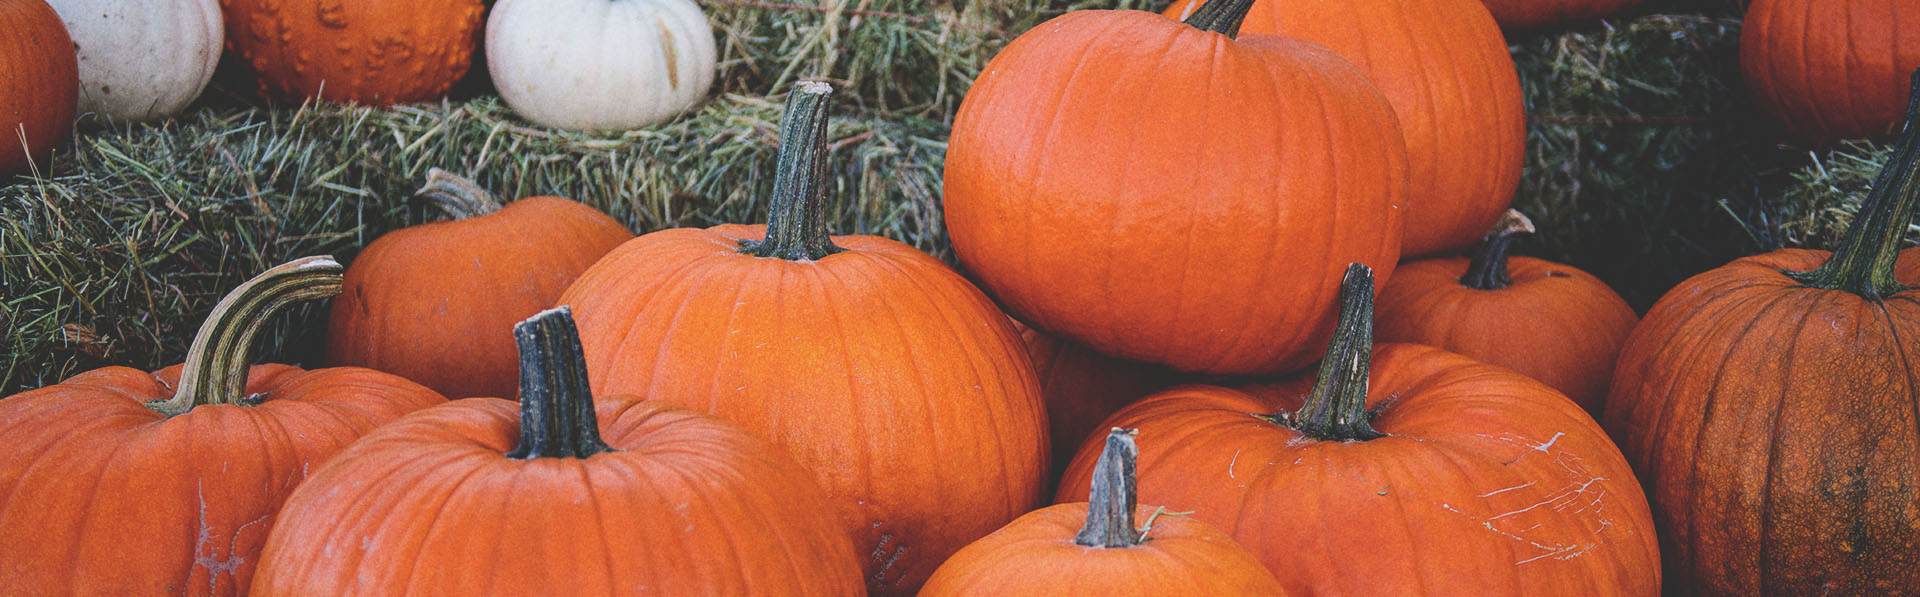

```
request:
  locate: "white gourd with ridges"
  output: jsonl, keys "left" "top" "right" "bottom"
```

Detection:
{"left": 487, "top": 0, "right": 716, "bottom": 131}
{"left": 46, "top": 0, "right": 221, "bottom": 121}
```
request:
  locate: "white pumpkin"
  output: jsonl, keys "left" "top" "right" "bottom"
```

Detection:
{"left": 46, "top": 0, "right": 221, "bottom": 122}
{"left": 487, "top": 0, "right": 718, "bottom": 132}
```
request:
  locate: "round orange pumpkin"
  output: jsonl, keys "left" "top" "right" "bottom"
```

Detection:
{"left": 1477, "top": 0, "right": 1642, "bottom": 29}
{"left": 944, "top": 0, "right": 1408, "bottom": 376}
{"left": 326, "top": 169, "right": 632, "bottom": 399}
{"left": 922, "top": 428, "right": 1287, "bottom": 596}
{"left": 0, "top": 257, "right": 446, "bottom": 593}
{"left": 1164, "top": 0, "right": 1523, "bottom": 257}
{"left": 1603, "top": 71, "right": 1920, "bottom": 595}
{"left": 0, "top": 0, "right": 77, "bottom": 176}
{"left": 1374, "top": 210, "right": 1637, "bottom": 415}
{"left": 1058, "top": 264, "right": 1660, "bottom": 594}
{"left": 558, "top": 82, "right": 1048, "bottom": 594}
{"left": 1742, "top": 0, "right": 1920, "bottom": 145}
{"left": 220, "top": 0, "right": 485, "bottom": 105}
{"left": 255, "top": 307, "right": 864, "bottom": 594}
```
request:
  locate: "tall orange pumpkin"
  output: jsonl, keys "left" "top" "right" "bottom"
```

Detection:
{"left": 0, "top": 0, "right": 77, "bottom": 176}
{"left": 0, "top": 257, "right": 445, "bottom": 594}
{"left": 220, "top": 0, "right": 485, "bottom": 105}
{"left": 944, "top": 0, "right": 1408, "bottom": 376}
{"left": 1164, "top": 0, "right": 1524, "bottom": 257}
{"left": 1059, "top": 264, "right": 1660, "bottom": 594}
{"left": 1604, "top": 71, "right": 1920, "bottom": 595}
{"left": 558, "top": 83, "right": 1048, "bottom": 594}
{"left": 1742, "top": 0, "right": 1920, "bottom": 144}
{"left": 255, "top": 308, "right": 864, "bottom": 594}
{"left": 1476, "top": 0, "right": 1641, "bottom": 29}
{"left": 327, "top": 169, "right": 632, "bottom": 399}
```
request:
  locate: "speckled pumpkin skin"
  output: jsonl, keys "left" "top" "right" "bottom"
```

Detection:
{"left": 220, "top": 0, "right": 484, "bottom": 105}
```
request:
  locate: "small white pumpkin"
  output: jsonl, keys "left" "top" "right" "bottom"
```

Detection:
{"left": 46, "top": 0, "right": 221, "bottom": 122}
{"left": 487, "top": 0, "right": 718, "bottom": 132}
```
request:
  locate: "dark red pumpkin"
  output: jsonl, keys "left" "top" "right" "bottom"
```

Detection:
{"left": 1478, "top": 0, "right": 1642, "bottom": 29}
{"left": 1742, "top": 0, "right": 1920, "bottom": 144}
{"left": 0, "top": 257, "right": 446, "bottom": 593}
{"left": 220, "top": 0, "right": 484, "bottom": 104}
{"left": 1374, "top": 210, "right": 1637, "bottom": 415}
{"left": 0, "top": 0, "right": 77, "bottom": 176}
{"left": 1015, "top": 319, "right": 1180, "bottom": 485}
{"left": 327, "top": 169, "right": 632, "bottom": 399}
{"left": 944, "top": 0, "right": 1407, "bottom": 376}
{"left": 1058, "top": 264, "right": 1660, "bottom": 594}
{"left": 1603, "top": 70, "right": 1920, "bottom": 595}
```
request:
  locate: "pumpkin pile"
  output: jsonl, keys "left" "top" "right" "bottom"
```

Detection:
{"left": 5, "top": 0, "right": 1920, "bottom": 594}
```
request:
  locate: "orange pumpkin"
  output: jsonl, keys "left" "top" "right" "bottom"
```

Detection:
{"left": 327, "top": 169, "right": 632, "bottom": 399}
{"left": 1475, "top": 0, "right": 1641, "bottom": 29}
{"left": 1058, "top": 264, "right": 1660, "bottom": 594}
{"left": 0, "top": 257, "right": 446, "bottom": 593}
{"left": 1742, "top": 0, "right": 1920, "bottom": 144}
{"left": 944, "top": 0, "right": 1407, "bottom": 376}
{"left": 1164, "top": 0, "right": 1524, "bottom": 257}
{"left": 1604, "top": 70, "right": 1920, "bottom": 595}
{"left": 922, "top": 429, "right": 1287, "bottom": 596}
{"left": 255, "top": 307, "right": 864, "bottom": 594}
{"left": 0, "top": 0, "right": 77, "bottom": 175}
{"left": 558, "top": 82, "right": 1048, "bottom": 594}
{"left": 220, "top": 0, "right": 485, "bottom": 105}
{"left": 1374, "top": 210, "right": 1637, "bottom": 415}
{"left": 1015, "top": 319, "right": 1179, "bottom": 486}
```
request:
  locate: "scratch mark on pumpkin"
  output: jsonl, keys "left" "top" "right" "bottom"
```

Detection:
{"left": 1228, "top": 449, "right": 1241, "bottom": 479}
{"left": 192, "top": 481, "right": 254, "bottom": 593}
{"left": 1478, "top": 481, "right": 1536, "bottom": 498}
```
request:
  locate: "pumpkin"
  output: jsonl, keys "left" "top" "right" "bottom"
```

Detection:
{"left": 922, "top": 428, "right": 1287, "bottom": 596}
{"left": 220, "top": 0, "right": 485, "bottom": 105}
{"left": 46, "top": 0, "right": 220, "bottom": 121}
{"left": 1603, "top": 70, "right": 1920, "bottom": 595}
{"left": 1058, "top": 264, "right": 1661, "bottom": 594}
{"left": 1163, "top": 0, "right": 1523, "bottom": 257}
{"left": 944, "top": 0, "right": 1408, "bottom": 376}
{"left": 254, "top": 307, "right": 863, "bottom": 594}
{"left": 0, "top": 257, "right": 446, "bottom": 593}
{"left": 1015, "top": 319, "right": 1179, "bottom": 486}
{"left": 1742, "top": 0, "right": 1920, "bottom": 145}
{"left": 0, "top": 0, "right": 77, "bottom": 176}
{"left": 558, "top": 82, "right": 1048, "bottom": 595}
{"left": 326, "top": 169, "right": 632, "bottom": 399}
{"left": 487, "top": 0, "right": 717, "bottom": 131}
{"left": 1477, "top": 0, "right": 1642, "bottom": 29}
{"left": 1373, "top": 210, "right": 1637, "bottom": 416}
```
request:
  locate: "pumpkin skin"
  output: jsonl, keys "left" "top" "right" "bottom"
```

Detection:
{"left": 487, "top": 0, "right": 717, "bottom": 131}
{"left": 1374, "top": 212, "right": 1637, "bottom": 415}
{"left": 0, "top": 258, "right": 446, "bottom": 594}
{"left": 1015, "top": 319, "right": 1180, "bottom": 485}
{"left": 1477, "top": 0, "right": 1642, "bottom": 29}
{"left": 1163, "top": 0, "right": 1524, "bottom": 257}
{"left": 1742, "top": 0, "right": 1920, "bottom": 144}
{"left": 0, "top": 0, "right": 78, "bottom": 175}
{"left": 46, "top": 0, "right": 220, "bottom": 121}
{"left": 326, "top": 170, "right": 633, "bottom": 399}
{"left": 559, "top": 83, "right": 1048, "bottom": 594}
{"left": 220, "top": 0, "right": 485, "bottom": 105}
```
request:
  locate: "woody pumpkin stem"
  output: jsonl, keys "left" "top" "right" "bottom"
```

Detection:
{"left": 1789, "top": 68, "right": 1920, "bottom": 300}
{"left": 506, "top": 306, "right": 614, "bottom": 460}
{"left": 415, "top": 168, "right": 506, "bottom": 220}
{"left": 1183, "top": 0, "right": 1256, "bottom": 38}
{"left": 1460, "top": 210, "right": 1537, "bottom": 291}
{"left": 1282, "top": 263, "right": 1385, "bottom": 441}
{"left": 741, "top": 81, "right": 844, "bottom": 261}
{"left": 1074, "top": 428, "right": 1144, "bottom": 548}
{"left": 148, "top": 256, "right": 344, "bottom": 416}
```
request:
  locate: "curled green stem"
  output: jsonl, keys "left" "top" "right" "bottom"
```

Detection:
{"left": 147, "top": 256, "right": 343, "bottom": 416}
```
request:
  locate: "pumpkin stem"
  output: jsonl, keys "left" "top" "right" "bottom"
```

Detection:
{"left": 1182, "top": 0, "right": 1256, "bottom": 38}
{"left": 1282, "top": 263, "right": 1384, "bottom": 442}
{"left": 506, "top": 306, "right": 614, "bottom": 460}
{"left": 1460, "top": 210, "right": 1537, "bottom": 291}
{"left": 1074, "top": 428, "right": 1144, "bottom": 548}
{"left": 740, "top": 81, "right": 844, "bottom": 262}
{"left": 415, "top": 168, "right": 506, "bottom": 220}
{"left": 147, "top": 257, "right": 344, "bottom": 416}
{"left": 1787, "top": 68, "right": 1920, "bottom": 299}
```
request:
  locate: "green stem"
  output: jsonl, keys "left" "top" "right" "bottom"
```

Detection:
{"left": 1282, "top": 263, "right": 1384, "bottom": 441}
{"left": 1074, "top": 428, "right": 1143, "bottom": 548}
{"left": 415, "top": 168, "right": 506, "bottom": 220}
{"left": 1460, "top": 210, "right": 1537, "bottom": 291}
{"left": 740, "top": 81, "right": 843, "bottom": 261}
{"left": 506, "top": 306, "right": 614, "bottom": 460}
{"left": 1182, "top": 0, "right": 1256, "bottom": 38}
{"left": 1787, "top": 69, "right": 1920, "bottom": 300}
{"left": 146, "top": 257, "right": 343, "bottom": 416}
